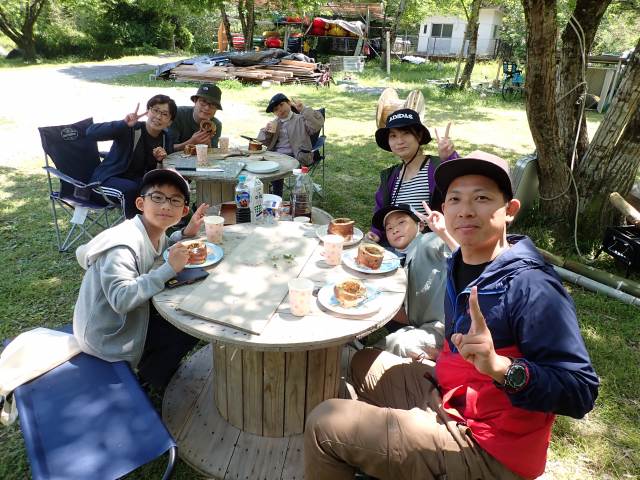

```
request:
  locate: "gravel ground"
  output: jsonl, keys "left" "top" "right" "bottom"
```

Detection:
{"left": 0, "top": 55, "right": 254, "bottom": 171}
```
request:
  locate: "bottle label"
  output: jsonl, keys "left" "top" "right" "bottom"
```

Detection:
{"left": 236, "top": 191, "right": 250, "bottom": 208}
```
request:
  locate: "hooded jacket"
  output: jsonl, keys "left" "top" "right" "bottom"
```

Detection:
{"left": 87, "top": 120, "right": 173, "bottom": 183}
{"left": 73, "top": 216, "right": 181, "bottom": 367}
{"left": 436, "top": 235, "right": 599, "bottom": 479}
{"left": 257, "top": 107, "right": 324, "bottom": 167}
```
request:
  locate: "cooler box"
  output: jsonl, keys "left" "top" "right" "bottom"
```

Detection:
{"left": 330, "top": 56, "right": 365, "bottom": 73}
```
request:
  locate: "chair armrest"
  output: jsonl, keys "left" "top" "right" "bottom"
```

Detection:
{"left": 43, "top": 166, "right": 88, "bottom": 189}
{"left": 300, "top": 135, "right": 326, "bottom": 154}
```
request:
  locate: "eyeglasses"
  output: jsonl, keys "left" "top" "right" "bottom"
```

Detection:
{"left": 143, "top": 191, "right": 186, "bottom": 208}
{"left": 149, "top": 107, "right": 171, "bottom": 119}
{"left": 196, "top": 98, "right": 216, "bottom": 109}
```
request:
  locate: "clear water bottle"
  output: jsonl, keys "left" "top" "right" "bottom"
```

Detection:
{"left": 291, "top": 166, "right": 313, "bottom": 218}
{"left": 235, "top": 175, "right": 251, "bottom": 223}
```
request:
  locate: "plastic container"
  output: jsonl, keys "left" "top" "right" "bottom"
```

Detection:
{"left": 235, "top": 175, "right": 251, "bottom": 223}
{"left": 246, "top": 175, "right": 263, "bottom": 222}
{"left": 291, "top": 166, "right": 313, "bottom": 219}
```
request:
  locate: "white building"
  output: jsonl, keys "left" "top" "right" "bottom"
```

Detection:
{"left": 417, "top": 7, "right": 502, "bottom": 57}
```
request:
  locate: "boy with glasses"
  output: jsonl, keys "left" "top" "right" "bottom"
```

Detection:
{"left": 170, "top": 83, "right": 223, "bottom": 151}
{"left": 73, "top": 169, "right": 209, "bottom": 390}
{"left": 88, "top": 94, "right": 178, "bottom": 218}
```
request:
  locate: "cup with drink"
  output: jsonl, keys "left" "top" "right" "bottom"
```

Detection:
{"left": 195, "top": 144, "right": 208, "bottom": 166}
{"left": 204, "top": 215, "right": 224, "bottom": 243}
{"left": 219, "top": 137, "right": 230, "bottom": 153}
{"left": 322, "top": 234, "right": 344, "bottom": 266}
{"left": 288, "top": 278, "right": 314, "bottom": 316}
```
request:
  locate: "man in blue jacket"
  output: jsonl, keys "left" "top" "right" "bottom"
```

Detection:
{"left": 304, "top": 150, "right": 599, "bottom": 480}
{"left": 88, "top": 94, "right": 177, "bottom": 218}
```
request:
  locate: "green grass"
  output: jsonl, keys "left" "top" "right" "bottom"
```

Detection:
{"left": 1, "top": 58, "right": 639, "bottom": 479}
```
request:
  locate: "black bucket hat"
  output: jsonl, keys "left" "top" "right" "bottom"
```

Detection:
{"left": 191, "top": 83, "right": 223, "bottom": 110}
{"left": 434, "top": 150, "right": 513, "bottom": 200}
{"left": 140, "top": 168, "right": 190, "bottom": 204}
{"left": 266, "top": 93, "right": 299, "bottom": 114}
{"left": 375, "top": 108, "right": 432, "bottom": 152}
{"left": 371, "top": 203, "right": 420, "bottom": 231}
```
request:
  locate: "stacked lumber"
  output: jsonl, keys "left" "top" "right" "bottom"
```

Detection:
{"left": 168, "top": 59, "right": 326, "bottom": 85}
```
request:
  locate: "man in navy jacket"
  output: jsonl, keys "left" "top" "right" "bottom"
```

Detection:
{"left": 88, "top": 94, "right": 176, "bottom": 218}
{"left": 304, "top": 150, "right": 598, "bottom": 480}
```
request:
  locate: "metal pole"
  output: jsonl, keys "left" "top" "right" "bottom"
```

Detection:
{"left": 386, "top": 30, "right": 391, "bottom": 76}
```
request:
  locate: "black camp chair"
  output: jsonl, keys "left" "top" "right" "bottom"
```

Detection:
{"left": 39, "top": 118, "right": 125, "bottom": 252}
{"left": 300, "top": 107, "right": 326, "bottom": 198}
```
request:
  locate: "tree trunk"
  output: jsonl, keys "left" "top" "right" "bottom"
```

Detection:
{"left": 0, "top": 0, "right": 47, "bottom": 62}
{"left": 243, "top": 0, "right": 255, "bottom": 51}
{"left": 556, "top": 0, "right": 611, "bottom": 169}
{"left": 575, "top": 37, "right": 640, "bottom": 237}
{"left": 522, "top": 0, "right": 571, "bottom": 221}
{"left": 457, "top": 0, "right": 481, "bottom": 89}
{"left": 219, "top": 4, "right": 233, "bottom": 50}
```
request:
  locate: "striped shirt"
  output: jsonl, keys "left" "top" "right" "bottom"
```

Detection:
{"left": 391, "top": 162, "right": 430, "bottom": 214}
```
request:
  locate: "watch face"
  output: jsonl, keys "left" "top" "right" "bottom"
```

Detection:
{"left": 507, "top": 363, "right": 527, "bottom": 389}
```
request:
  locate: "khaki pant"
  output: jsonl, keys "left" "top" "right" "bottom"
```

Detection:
{"left": 304, "top": 349, "right": 524, "bottom": 480}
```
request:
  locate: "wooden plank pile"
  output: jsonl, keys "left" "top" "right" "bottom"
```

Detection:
{"left": 168, "top": 59, "right": 325, "bottom": 85}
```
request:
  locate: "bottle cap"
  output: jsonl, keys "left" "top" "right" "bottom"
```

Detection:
{"left": 292, "top": 168, "right": 302, "bottom": 175}
{"left": 238, "top": 175, "right": 246, "bottom": 182}
{"left": 301, "top": 166, "right": 309, "bottom": 174}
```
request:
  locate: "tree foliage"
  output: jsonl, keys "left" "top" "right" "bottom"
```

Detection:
{"left": 0, "top": 0, "right": 48, "bottom": 60}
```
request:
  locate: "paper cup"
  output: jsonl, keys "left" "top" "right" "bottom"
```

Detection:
{"left": 323, "top": 234, "right": 344, "bottom": 266}
{"left": 196, "top": 144, "right": 208, "bottom": 166}
{"left": 204, "top": 215, "right": 224, "bottom": 243}
{"left": 288, "top": 278, "right": 314, "bottom": 316}
{"left": 219, "top": 137, "right": 229, "bottom": 153}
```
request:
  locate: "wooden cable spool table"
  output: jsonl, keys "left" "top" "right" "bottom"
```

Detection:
{"left": 165, "top": 150, "right": 299, "bottom": 206}
{"left": 152, "top": 220, "right": 406, "bottom": 479}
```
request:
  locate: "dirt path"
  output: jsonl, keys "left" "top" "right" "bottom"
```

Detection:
{"left": 0, "top": 55, "right": 251, "bottom": 170}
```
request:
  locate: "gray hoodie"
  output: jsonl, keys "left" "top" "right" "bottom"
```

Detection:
{"left": 73, "top": 215, "right": 182, "bottom": 367}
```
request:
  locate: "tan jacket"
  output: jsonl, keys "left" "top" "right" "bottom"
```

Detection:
{"left": 257, "top": 107, "right": 324, "bottom": 166}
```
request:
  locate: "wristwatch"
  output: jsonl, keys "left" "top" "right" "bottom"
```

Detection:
{"left": 496, "top": 358, "right": 529, "bottom": 392}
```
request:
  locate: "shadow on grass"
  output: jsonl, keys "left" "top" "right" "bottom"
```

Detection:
{"left": 0, "top": 166, "right": 206, "bottom": 479}
{"left": 59, "top": 63, "right": 160, "bottom": 82}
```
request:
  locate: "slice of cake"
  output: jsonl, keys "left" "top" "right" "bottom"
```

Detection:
{"left": 327, "top": 218, "right": 355, "bottom": 241}
{"left": 355, "top": 243, "right": 385, "bottom": 270}
{"left": 184, "top": 240, "right": 208, "bottom": 265}
{"left": 334, "top": 278, "right": 367, "bottom": 308}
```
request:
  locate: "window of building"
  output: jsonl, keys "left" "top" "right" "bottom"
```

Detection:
{"left": 431, "top": 23, "right": 453, "bottom": 38}
{"left": 493, "top": 24, "right": 500, "bottom": 38}
{"left": 423, "top": 24, "right": 428, "bottom": 34}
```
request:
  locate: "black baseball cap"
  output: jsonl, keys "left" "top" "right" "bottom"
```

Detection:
{"left": 375, "top": 108, "right": 432, "bottom": 151}
{"left": 140, "top": 168, "right": 190, "bottom": 204}
{"left": 434, "top": 150, "right": 513, "bottom": 200}
{"left": 266, "top": 93, "right": 299, "bottom": 114}
{"left": 191, "top": 83, "right": 223, "bottom": 110}
{"left": 372, "top": 203, "right": 420, "bottom": 231}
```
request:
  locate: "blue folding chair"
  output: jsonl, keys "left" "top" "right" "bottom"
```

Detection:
{"left": 10, "top": 350, "right": 177, "bottom": 480}
{"left": 39, "top": 118, "right": 125, "bottom": 252}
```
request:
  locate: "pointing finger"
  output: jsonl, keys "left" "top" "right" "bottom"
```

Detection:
{"left": 134, "top": 102, "right": 140, "bottom": 114}
{"left": 468, "top": 286, "right": 488, "bottom": 335}
{"left": 435, "top": 127, "right": 440, "bottom": 142}
{"left": 444, "top": 122, "right": 451, "bottom": 139}
{"left": 422, "top": 201, "right": 433, "bottom": 216}
{"left": 137, "top": 110, "right": 148, "bottom": 119}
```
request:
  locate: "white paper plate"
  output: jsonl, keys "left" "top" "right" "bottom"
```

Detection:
{"left": 315, "top": 224, "right": 364, "bottom": 247}
{"left": 342, "top": 248, "right": 400, "bottom": 274}
{"left": 163, "top": 241, "right": 224, "bottom": 269}
{"left": 244, "top": 160, "right": 279, "bottom": 174}
{"left": 317, "top": 284, "right": 381, "bottom": 316}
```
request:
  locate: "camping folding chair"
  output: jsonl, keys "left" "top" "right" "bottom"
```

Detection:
{"left": 39, "top": 118, "right": 125, "bottom": 252}
{"left": 300, "top": 107, "right": 326, "bottom": 199}
{"left": 11, "top": 341, "right": 177, "bottom": 479}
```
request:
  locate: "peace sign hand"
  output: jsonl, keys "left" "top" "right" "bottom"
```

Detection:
{"left": 435, "top": 122, "right": 455, "bottom": 161}
{"left": 451, "top": 287, "right": 512, "bottom": 381}
{"left": 414, "top": 200, "right": 447, "bottom": 236}
{"left": 124, "top": 103, "right": 148, "bottom": 127}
